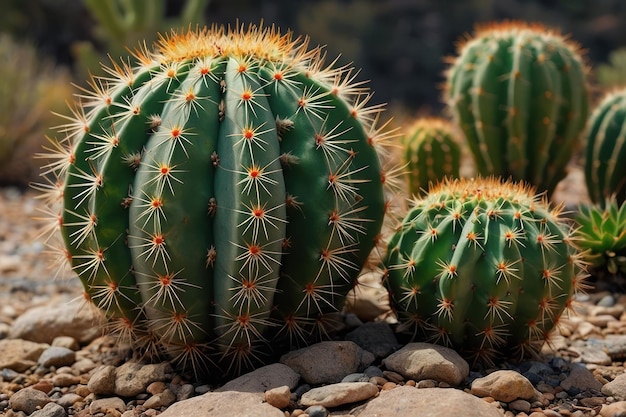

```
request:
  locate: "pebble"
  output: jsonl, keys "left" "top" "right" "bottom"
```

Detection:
{"left": 89, "top": 397, "right": 126, "bottom": 414}
{"left": 9, "top": 387, "right": 51, "bottom": 414}
{"left": 264, "top": 385, "right": 291, "bottom": 409}
{"left": 88, "top": 365, "right": 117, "bottom": 395}
{"left": 470, "top": 370, "right": 536, "bottom": 402}
{"left": 38, "top": 346, "right": 76, "bottom": 368}
{"left": 114, "top": 362, "right": 172, "bottom": 397}
{"left": 216, "top": 363, "right": 300, "bottom": 393}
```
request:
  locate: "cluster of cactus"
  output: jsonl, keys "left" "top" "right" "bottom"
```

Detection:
{"left": 37, "top": 24, "right": 397, "bottom": 378}
{"left": 583, "top": 88, "right": 626, "bottom": 206}
{"left": 573, "top": 197, "right": 626, "bottom": 276}
{"left": 401, "top": 117, "right": 461, "bottom": 197}
{"left": 444, "top": 21, "right": 589, "bottom": 198}
{"left": 383, "top": 177, "right": 586, "bottom": 365}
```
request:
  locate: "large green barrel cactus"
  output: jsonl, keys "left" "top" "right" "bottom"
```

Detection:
{"left": 37, "top": 24, "right": 396, "bottom": 377}
{"left": 383, "top": 177, "right": 586, "bottom": 365}
{"left": 444, "top": 21, "right": 589, "bottom": 198}
{"left": 584, "top": 88, "right": 626, "bottom": 206}
{"left": 402, "top": 117, "right": 461, "bottom": 196}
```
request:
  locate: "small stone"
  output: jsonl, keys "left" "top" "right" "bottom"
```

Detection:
{"left": 72, "top": 358, "right": 96, "bottom": 374}
{"left": 300, "top": 382, "right": 379, "bottom": 408}
{"left": 600, "top": 401, "right": 626, "bottom": 417}
{"left": 264, "top": 385, "right": 291, "bottom": 409}
{"left": 89, "top": 397, "right": 126, "bottom": 414}
{"left": 471, "top": 370, "right": 535, "bottom": 402}
{"left": 0, "top": 339, "right": 48, "bottom": 372}
{"left": 603, "top": 373, "right": 626, "bottom": 400}
{"left": 560, "top": 363, "right": 603, "bottom": 392}
{"left": 304, "top": 405, "right": 329, "bottom": 417}
{"left": 51, "top": 336, "right": 79, "bottom": 351}
{"left": 569, "top": 344, "right": 612, "bottom": 366}
{"left": 369, "top": 376, "right": 388, "bottom": 386}
{"left": 88, "top": 365, "right": 116, "bottom": 395}
{"left": 597, "top": 295, "right": 616, "bottom": 307}
{"left": 216, "top": 363, "right": 300, "bottom": 393}
{"left": 56, "top": 393, "right": 83, "bottom": 408}
{"left": 382, "top": 343, "right": 469, "bottom": 386}
{"left": 342, "top": 373, "right": 368, "bottom": 383}
{"left": 9, "top": 387, "right": 51, "bottom": 414}
{"left": 416, "top": 380, "right": 437, "bottom": 389}
{"left": 29, "top": 402, "right": 66, "bottom": 417}
{"left": 52, "top": 373, "right": 80, "bottom": 387}
{"left": 114, "top": 362, "right": 171, "bottom": 397}
{"left": 147, "top": 381, "right": 167, "bottom": 395}
{"left": 280, "top": 341, "right": 374, "bottom": 385}
{"left": 364, "top": 366, "right": 384, "bottom": 378}
{"left": 177, "top": 384, "right": 195, "bottom": 401}
{"left": 344, "top": 321, "right": 401, "bottom": 359}
{"left": 38, "top": 346, "right": 76, "bottom": 368}
{"left": 143, "top": 389, "right": 176, "bottom": 409}
{"left": 508, "top": 399, "right": 531, "bottom": 413}
{"left": 31, "top": 380, "right": 54, "bottom": 394}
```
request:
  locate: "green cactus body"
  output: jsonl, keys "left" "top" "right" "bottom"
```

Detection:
{"left": 39, "top": 25, "right": 395, "bottom": 377}
{"left": 383, "top": 177, "right": 585, "bottom": 365}
{"left": 445, "top": 21, "right": 589, "bottom": 197}
{"left": 584, "top": 88, "right": 626, "bottom": 205}
{"left": 401, "top": 117, "right": 461, "bottom": 196}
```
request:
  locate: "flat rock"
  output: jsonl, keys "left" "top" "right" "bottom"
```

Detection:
{"left": 560, "top": 363, "right": 603, "bottom": 392}
{"left": 216, "top": 363, "right": 300, "bottom": 393}
{"left": 471, "top": 370, "right": 535, "bottom": 402}
{"left": 157, "top": 390, "right": 285, "bottom": 417}
{"left": 300, "top": 382, "right": 379, "bottom": 408}
{"left": 10, "top": 302, "right": 106, "bottom": 344}
{"left": 382, "top": 342, "right": 469, "bottom": 386}
{"left": 354, "top": 386, "right": 503, "bottom": 417}
{"left": 280, "top": 341, "right": 374, "bottom": 385}
{"left": 0, "top": 339, "right": 48, "bottom": 372}
{"left": 114, "top": 362, "right": 172, "bottom": 397}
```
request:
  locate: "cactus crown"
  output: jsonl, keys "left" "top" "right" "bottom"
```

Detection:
{"left": 36, "top": 23, "right": 398, "bottom": 379}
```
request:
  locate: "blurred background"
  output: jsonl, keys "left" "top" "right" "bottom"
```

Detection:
{"left": 2, "top": 0, "right": 626, "bottom": 187}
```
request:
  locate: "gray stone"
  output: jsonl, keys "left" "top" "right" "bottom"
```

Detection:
{"left": 0, "top": 339, "right": 48, "bottom": 372}
{"left": 30, "top": 402, "right": 67, "bottom": 417}
{"left": 216, "top": 363, "right": 300, "bottom": 393}
{"left": 88, "top": 365, "right": 117, "bottom": 395}
{"left": 38, "top": 346, "right": 76, "bottom": 368}
{"left": 355, "top": 386, "right": 504, "bottom": 417}
{"left": 560, "top": 363, "right": 603, "bottom": 392}
{"left": 345, "top": 321, "right": 401, "bottom": 359}
{"left": 143, "top": 389, "right": 176, "bottom": 409}
{"left": 9, "top": 387, "right": 51, "bottom": 414}
{"left": 300, "top": 382, "right": 379, "bottom": 408}
{"left": 382, "top": 342, "right": 469, "bottom": 386}
{"left": 114, "top": 362, "right": 172, "bottom": 397}
{"left": 280, "top": 341, "right": 375, "bottom": 385}
{"left": 56, "top": 393, "right": 83, "bottom": 408}
{"left": 602, "top": 373, "right": 626, "bottom": 400}
{"left": 157, "top": 391, "right": 285, "bottom": 417}
{"left": 10, "top": 303, "right": 106, "bottom": 344}
{"left": 471, "top": 370, "right": 535, "bottom": 402}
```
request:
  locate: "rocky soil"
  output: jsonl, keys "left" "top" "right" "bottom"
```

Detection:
{"left": 4, "top": 166, "right": 626, "bottom": 417}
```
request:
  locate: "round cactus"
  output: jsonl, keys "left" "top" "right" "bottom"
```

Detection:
{"left": 401, "top": 117, "right": 461, "bottom": 197}
{"left": 444, "top": 21, "right": 589, "bottom": 198}
{"left": 37, "top": 24, "right": 397, "bottom": 378}
{"left": 383, "top": 177, "right": 586, "bottom": 366}
{"left": 584, "top": 88, "right": 626, "bottom": 206}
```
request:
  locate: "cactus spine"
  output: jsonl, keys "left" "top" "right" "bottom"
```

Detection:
{"left": 444, "top": 21, "right": 589, "bottom": 198}
{"left": 383, "top": 177, "right": 586, "bottom": 365}
{"left": 584, "top": 88, "right": 626, "bottom": 206}
{"left": 401, "top": 117, "right": 461, "bottom": 196}
{"left": 37, "top": 24, "right": 396, "bottom": 377}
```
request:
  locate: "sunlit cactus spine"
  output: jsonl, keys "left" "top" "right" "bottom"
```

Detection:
{"left": 401, "top": 117, "right": 461, "bottom": 197}
{"left": 383, "top": 177, "right": 586, "bottom": 366}
{"left": 36, "top": 23, "right": 398, "bottom": 378}
{"left": 444, "top": 21, "right": 589, "bottom": 198}
{"left": 584, "top": 88, "right": 626, "bottom": 206}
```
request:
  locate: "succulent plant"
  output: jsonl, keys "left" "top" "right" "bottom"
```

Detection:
{"left": 584, "top": 88, "right": 626, "bottom": 206}
{"left": 37, "top": 24, "right": 397, "bottom": 378}
{"left": 383, "top": 177, "right": 586, "bottom": 365}
{"left": 401, "top": 117, "right": 461, "bottom": 197}
{"left": 444, "top": 21, "right": 589, "bottom": 198}
{"left": 573, "top": 197, "right": 626, "bottom": 276}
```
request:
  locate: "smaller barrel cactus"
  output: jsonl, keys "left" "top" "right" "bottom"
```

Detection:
{"left": 383, "top": 177, "right": 586, "bottom": 366}
{"left": 401, "top": 117, "right": 461, "bottom": 197}
{"left": 444, "top": 21, "right": 589, "bottom": 198}
{"left": 584, "top": 88, "right": 626, "bottom": 206}
{"left": 573, "top": 197, "right": 626, "bottom": 277}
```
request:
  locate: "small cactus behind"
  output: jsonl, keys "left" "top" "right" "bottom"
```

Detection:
{"left": 36, "top": 23, "right": 398, "bottom": 378}
{"left": 401, "top": 117, "right": 461, "bottom": 197}
{"left": 383, "top": 177, "right": 587, "bottom": 366}
{"left": 584, "top": 88, "right": 626, "bottom": 206}
{"left": 444, "top": 21, "right": 589, "bottom": 198}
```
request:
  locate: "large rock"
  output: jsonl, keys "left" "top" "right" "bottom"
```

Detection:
{"left": 0, "top": 339, "right": 48, "bottom": 372}
{"left": 10, "top": 302, "right": 106, "bottom": 344}
{"left": 355, "top": 387, "right": 503, "bottom": 417}
{"left": 157, "top": 391, "right": 284, "bottom": 417}
{"left": 382, "top": 343, "right": 469, "bottom": 386}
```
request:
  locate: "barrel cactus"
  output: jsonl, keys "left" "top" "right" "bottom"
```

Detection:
{"left": 383, "top": 177, "right": 586, "bottom": 365}
{"left": 37, "top": 24, "right": 396, "bottom": 378}
{"left": 401, "top": 117, "right": 461, "bottom": 197}
{"left": 584, "top": 88, "right": 626, "bottom": 206}
{"left": 444, "top": 21, "right": 589, "bottom": 198}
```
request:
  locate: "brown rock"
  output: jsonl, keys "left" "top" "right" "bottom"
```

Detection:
{"left": 470, "top": 370, "right": 535, "bottom": 402}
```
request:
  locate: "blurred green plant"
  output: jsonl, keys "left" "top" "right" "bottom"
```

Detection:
{"left": 73, "top": 0, "right": 209, "bottom": 80}
{"left": 596, "top": 48, "right": 626, "bottom": 89}
{"left": 0, "top": 34, "right": 73, "bottom": 187}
